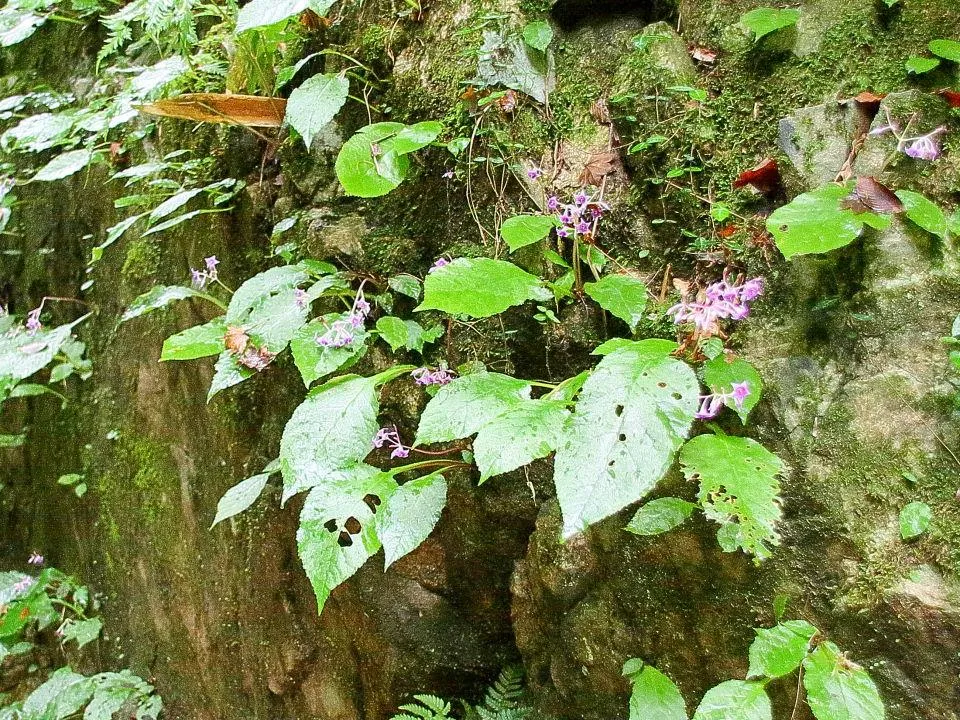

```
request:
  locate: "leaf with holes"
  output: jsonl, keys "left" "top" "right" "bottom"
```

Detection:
{"left": 584, "top": 275, "right": 648, "bottom": 331}
{"left": 740, "top": 8, "right": 800, "bottom": 41}
{"left": 416, "top": 372, "right": 531, "bottom": 445}
{"left": 623, "top": 660, "right": 688, "bottom": 720}
{"left": 473, "top": 399, "right": 570, "bottom": 483}
{"left": 418, "top": 258, "right": 551, "bottom": 318}
{"left": 160, "top": 318, "right": 226, "bottom": 361}
{"left": 377, "top": 472, "right": 447, "bottom": 568}
{"left": 802, "top": 642, "right": 885, "bottom": 720}
{"left": 625, "top": 497, "right": 696, "bottom": 537}
{"left": 702, "top": 354, "right": 762, "bottom": 423}
{"left": 286, "top": 73, "right": 349, "bottom": 148}
{"left": 693, "top": 680, "right": 771, "bottom": 720}
{"left": 554, "top": 339, "right": 699, "bottom": 539}
{"left": 747, "top": 620, "right": 818, "bottom": 679}
{"left": 501, "top": 214, "right": 558, "bottom": 251}
{"left": 896, "top": 190, "right": 947, "bottom": 239}
{"left": 680, "top": 433, "right": 784, "bottom": 560}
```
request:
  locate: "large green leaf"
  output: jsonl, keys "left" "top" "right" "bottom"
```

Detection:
{"left": 285, "top": 73, "right": 349, "bottom": 148}
{"left": 501, "top": 214, "right": 558, "bottom": 251}
{"left": 702, "top": 354, "right": 762, "bottom": 423}
{"left": 415, "top": 371, "right": 531, "bottom": 444}
{"left": 625, "top": 497, "right": 696, "bottom": 537}
{"left": 335, "top": 121, "right": 442, "bottom": 197}
{"left": 473, "top": 399, "right": 569, "bottom": 482}
{"left": 802, "top": 642, "right": 885, "bottom": 720}
{"left": 747, "top": 620, "right": 818, "bottom": 679}
{"left": 291, "top": 315, "right": 368, "bottom": 386}
{"left": 21, "top": 667, "right": 95, "bottom": 720}
{"left": 377, "top": 472, "right": 447, "bottom": 567}
{"left": 226, "top": 264, "right": 308, "bottom": 324}
{"left": 740, "top": 7, "right": 800, "bottom": 41}
{"left": 930, "top": 38, "right": 960, "bottom": 62}
{"left": 554, "top": 340, "right": 699, "bottom": 538}
{"left": 623, "top": 660, "right": 688, "bottom": 720}
{"left": 236, "top": 0, "right": 335, "bottom": 33}
{"left": 680, "top": 433, "right": 783, "bottom": 560}
{"left": 160, "top": 318, "right": 226, "bottom": 361}
{"left": 32, "top": 149, "right": 92, "bottom": 182}
{"left": 693, "top": 681, "right": 771, "bottom": 720}
{"left": 584, "top": 274, "right": 649, "bottom": 331}
{"left": 243, "top": 287, "right": 310, "bottom": 352}
{"left": 418, "top": 257, "right": 551, "bottom": 318}
{"left": 896, "top": 190, "right": 947, "bottom": 239}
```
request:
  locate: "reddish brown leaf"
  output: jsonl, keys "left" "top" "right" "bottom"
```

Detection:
{"left": 138, "top": 94, "right": 287, "bottom": 127}
{"left": 237, "top": 345, "right": 276, "bottom": 371}
{"left": 732, "top": 158, "right": 781, "bottom": 195}
{"left": 938, "top": 88, "right": 960, "bottom": 108}
{"left": 579, "top": 151, "right": 619, "bottom": 185}
{"left": 717, "top": 224, "right": 738, "bottom": 238}
{"left": 852, "top": 90, "right": 886, "bottom": 108}
{"left": 691, "top": 46, "right": 718, "bottom": 64}
{"left": 224, "top": 326, "right": 249, "bottom": 355}
{"left": 842, "top": 176, "right": 904, "bottom": 215}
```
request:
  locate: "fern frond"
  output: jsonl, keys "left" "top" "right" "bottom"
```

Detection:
{"left": 390, "top": 694, "right": 453, "bottom": 720}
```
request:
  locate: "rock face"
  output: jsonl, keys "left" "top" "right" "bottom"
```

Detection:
{"left": 3, "top": 1, "right": 960, "bottom": 719}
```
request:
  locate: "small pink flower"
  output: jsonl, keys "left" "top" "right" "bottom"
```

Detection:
{"left": 442, "top": 170, "right": 455, "bottom": 179}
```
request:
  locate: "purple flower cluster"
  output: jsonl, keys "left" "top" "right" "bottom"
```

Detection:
{"left": 25, "top": 307, "right": 41, "bottom": 333}
{"left": 412, "top": 366, "right": 455, "bottom": 386}
{"left": 27, "top": 552, "right": 44, "bottom": 566}
{"left": 316, "top": 288, "right": 371, "bottom": 348}
{"left": 668, "top": 276, "right": 764, "bottom": 333}
{"left": 190, "top": 256, "right": 220, "bottom": 290}
{"left": 294, "top": 288, "right": 308, "bottom": 309}
{"left": 696, "top": 381, "right": 751, "bottom": 420}
{"left": 870, "top": 121, "right": 947, "bottom": 161}
{"left": 11, "top": 576, "right": 33, "bottom": 596}
{"left": 547, "top": 189, "right": 610, "bottom": 240}
{"left": 373, "top": 425, "right": 410, "bottom": 459}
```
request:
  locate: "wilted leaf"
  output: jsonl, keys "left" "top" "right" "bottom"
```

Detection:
{"left": 732, "top": 158, "right": 781, "bottom": 195}
{"left": 138, "top": 94, "right": 287, "bottom": 127}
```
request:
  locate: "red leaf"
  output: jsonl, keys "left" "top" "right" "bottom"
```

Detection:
{"left": 732, "top": 158, "right": 781, "bottom": 195}
{"left": 938, "top": 88, "right": 960, "bottom": 108}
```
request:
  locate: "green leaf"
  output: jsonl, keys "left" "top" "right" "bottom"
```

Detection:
{"left": 148, "top": 188, "right": 203, "bottom": 222}
{"left": 702, "top": 355, "right": 762, "bottom": 422}
{"left": 280, "top": 375, "right": 380, "bottom": 499}
{"left": 0, "top": 10, "right": 46, "bottom": 47}
{"left": 0, "top": 317, "right": 85, "bottom": 381}
{"left": 286, "top": 73, "right": 350, "bottom": 148}
{"left": 376, "top": 317, "right": 440, "bottom": 353}
{"left": 236, "top": 0, "right": 335, "bottom": 33}
{"left": 554, "top": 339, "right": 699, "bottom": 538}
{"left": 501, "top": 214, "right": 558, "bottom": 251}
{"left": 747, "top": 620, "right": 818, "bottom": 679}
{"left": 905, "top": 56, "right": 940, "bottom": 74}
{"left": 692, "top": 680, "right": 771, "bottom": 720}
{"left": 625, "top": 497, "right": 696, "bottom": 536}
{"left": 624, "top": 661, "right": 688, "bottom": 720}
{"left": 60, "top": 616, "right": 102, "bottom": 648}
{"left": 522, "top": 20, "right": 553, "bottom": 52}
{"left": 160, "top": 318, "right": 226, "bottom": 361}
{"left": 802, "top": 642, "right": 885, "bottom": 720}
{"left": 418, "top": 257, "right": 551, "bottom": 318}
{"left": 243, "top": 288, "right": 310, "bottom": 352}
{"left": 226, "top": 265, "right": 308, "bottom": 324}
{"left": 899, "top": 500, "right": 931, "bottom": 540}
{"left": 0, "top": 433, "right": 25, "bottom": 447}
{"left": 291, "top": 315, "right": 368, "bottom": 386}
{"left": 207, "top": 351, "right": 253, "bottom": 401}
{"left": 388, "top": 273, "right": 422, "bottom": 300}
{"left": 377, "top": 472, "right": 447, "bottom": 568}
{"left": 121, "top": 286, "right": 203, "bottom": 323}
{"left": 929, "top": 38, "right": 960, "bottom": 62}
{"left": 896, "top": 190, "right": 947, "bottom": 239}
{"left": 32, "top": 149, "right": 93, "bottom": 182}
{"left": 740, "top": 8, "right": 800, "bottom": 41}
{"left": 211, "top": 473, "right": 270, "bottom": 527}
{"left": 767, "top": 184, "right": 886, "bottom": 259}
{"left": 473, "top": 399, "right": 569, "bottom": 482}
{"left": 679, "top": 434, "right": 784, "bottom": 560}
{"left": 416, "top": 371, "right": 531, "bottom": 444}
{"left": 335, "top": 121, "right": 442, "bottom": 197}
{"left": 584, "top": 275, "right": 649, "bottom": 331}
{"left": 21, "top": 667, "right": 95, "bottom": 720}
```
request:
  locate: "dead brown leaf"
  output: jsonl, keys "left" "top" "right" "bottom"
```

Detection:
{"left": 137, "top": 94, "right": 287, "bottom": 127}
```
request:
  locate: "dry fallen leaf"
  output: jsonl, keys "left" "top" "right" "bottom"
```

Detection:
{"left": 138, "top": 94, "right": 287, "bottom": 127}
{"left": 224, "top": 326, "right": 250, "bottom": 355}
{"left": 842, "top": 176, "right": 904, "bottom": 215}
{"left": 691, "top": 46, "right": 718, "bottom": 64}
{"left": 937, "top": 88, "right": 960, "bottom": 108}
{"left": 732, "top": 158, "right": 782, "bottom": 196}
{"left": 579, "top": 150, "right": 619, "bottom": 186}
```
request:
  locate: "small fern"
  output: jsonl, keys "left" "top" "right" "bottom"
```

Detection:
{"left": 467, "top": 667, "right": 531, "bottom": 720}
{"left": 391, "top": 694, "right": 454, "bottom": 720}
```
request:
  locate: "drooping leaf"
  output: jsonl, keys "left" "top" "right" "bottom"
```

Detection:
{"left": 285, "top": 73, "right": 349, "bottom": 148}
{"left": 137, "top": 94, "right": 287, "bottom": 127}
{"left": 747, "top": 620, "right": 818, "bottom": 679}
{"left": 236, "top": 0, "right": 335, "bottom": 33}
{"left": 895, "top": 190, "right": 948, "bottom": 239}
{"left": 0, "top": 316, "right": 85, "bottom": 381}
{"left": 554, "top": 339, "right": 699, "bottom": 538}
{"left": 679, "top": 433, "right": 784, "bottom": 560}
{"left": 522, "top": 20, "right": 554, "bottom": 52}
{"left": 584, "top": 275, "right": 649, "bottom": 331}
{"left": 702, "top": 354, "right": 762, "bottom": 422}
{"left": 740, "top": 8, "right": 800, "bottom": 41}
{"left": 418, "top": 257, "right": 551, "bottom": 318}
{"left": 32, "top": 149, "right": 92, "bottom": 182}
{"left": 929, "top": 38, "right": 960, "bottom": 62}
{"left": 211, "top": 472, "right": 271, "bottom": 527}
{"left": 335, "top": 121, "right": 442, "bottom": 197}
{"left": 59, "top": 616, "right": 102, "bottom": 648}
{"left": 623, "top": 660, "right": 688, "bottom": 720}
{"left": 377, "top": 472, "right": 447, "bottom": 568}
{"left": 148, "top": 188, "right": 204, "bottom": 222}
{"left": 121, "top": 286, "right": 203, "bottom": 323}
{"left": 692, "top": 680, "right": 771, "bottom": 720}
{"left": 473, "top": 399, "right": 569, "bottom": 482}
{"left": 291, "top": 315, "right": 368, "bottom": 386}
{"left": 160, "top": 318, "right": 226, "bottom": 361}
{"left": 625, "top": 497, "right": 697, "bottom": 537}
{"left": 899, "top": 501, "right": 932, "bottom": 540}
{"left": 501, "top": 214, "right": 558, "bottom": 251}
{"left": 802, "top": 642, "right": 885, "bottom": 720}
{"left": 472, "top": 29, "right": 554, "bottom": 103}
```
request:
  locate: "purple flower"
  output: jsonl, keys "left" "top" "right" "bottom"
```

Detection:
{"left": 695, "top": 381, "right": 751, "bottom": 420}
{"left": 576, "top": 221, "right": 591, "bottom": 234}
{"left": 668, "top": 275, "right": 764, "bottom": 333}
{"left": 294, "top": 288, "right": 307, "bottom": 309}
{"left": 412, "top": 366, "right": 455, "bottom": 386}
{"left": 430, "top": 257, "right": 450, "bottom": 272}
{"left": 574, "top": 191, "right": 588, "bottom": 206}
{"left": 557, "top": 227, "right": 570, "bottom": 238}
{"left": 558, "top": 211, "right": 573, "bottom": 225}
{"left": 204, "top": 256, "right": 219, "bottom": 273}
{"left": 12, "top": 577, "right": 33, "bottom": 596}
{"left": 316, "top": 288, "right": 370, "bottom": 347}
{"left": 527, "top": 167, "right": 543, "bottom": 180}
{"left": 739, "top": 278, "right": 764, "bottom": 302}
{"left": 27, "top": 552, "right": 43, "bottom": 566}
{"left": 904, "top": 127, "right": 945, "bottom": 161}
{"left": 730, "top": 381, "right": 750, "bottom": 409}
{"left": 25, "top": 308, "right": 41, "bottom": 333}
{"left": 190, "top": 268, "right": 208, "bottom": 290}
{"left": 372, "top": 425, "right": 410, "bottom": 459}
{"left": 442, "top": 170, "right": 455, "bottom": 179}
{"left": 547, "top": 195, "right": 560, "bottom": 211}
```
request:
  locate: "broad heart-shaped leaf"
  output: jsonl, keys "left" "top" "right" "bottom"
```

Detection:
{"left": 243, "top": 287, "right": 310, "bottom": 352}
{"left": 501, "top": 214, "right": 558, "bottom": 251}
{"left": 584, "top": 274, "right": 649, "bottom": 331}
{"left": 335, "top": 121, "right": 442, "bottom": 197}
{"left": 207, "top": 351, "right": 253, "bottom": 401}
{"left": 0, "top": 317, "right": 84, "bottom": 381}
{"left": 418, "top": 257, "right": 551, "bottom": 318}
{"left": 160, "top": 318, "right": 226, "bottom": 361}
{"left": 21, "top": 667, "right": 95, "bottom": 720}
{"left": 802, "top": 642, "right": 885, "bottom": 720}
{"left": 415, "top": 371, "right": 531, "bottom": 444}
{"left": 473, "top": 399, "right": 569, "bottom": 482}
{"left": 680, "top": 434, "right": 783, "bottom": 560}
{"left": 32, "top": 149, "right": 92, "bottom": 182}
{"left": 297, "top": 471, "right": 396, "bottom": 613}
{"left": 377, "top": 472, "right": 447, "bottom": 568}
{"left": 930, "top": 38, "right": 960, "bottom": 62}
{"left": 747, "top": 620, "right": 818, "bottom": 679}
{"left": 625, "top": 497, "right": 696, "bottom": 536}
{"left": 554, "top": 339, "right": 699, "bottom": 539}
{"left": 899, "top": 500, "right": 931, "bottom": 540}
{"left": 896, "top": 190, "right": 947, "bottom": 239}
{"left": 211, "top": 472, "right": 271, "bottom": 528}
{"left": 121, "top": 285, "right": 202, "bottom": 323}
{"left": 740, "top": 7, "right": 800, "bottom": 41}
{"left": 285, "top": 73, "right": 349, "bottom": 148}
{"left": 693, "top": 680, "right": 771, "bottom": 720}
{"left": 522, "top": 20, "right": 554, "bottom": 52}
{"left": 291, "top": 315, "right": 368, "bottom": 387}
{"left": 226, "top": 264, "right": 309, "bottom": 324}
{"left": 623, "top": 661, "right": 688, "bottom": 720}
{"left": 702, "top": 354, "right": 762, "bottom": 423}
{"left": 236, "top": 0, "right": 335, "bottom": 33}
{"left": 767, "top": 184, "right": 888, "bottom": 259}
{"left": 280, "top": 375, "right": 380, "bottom": 499}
